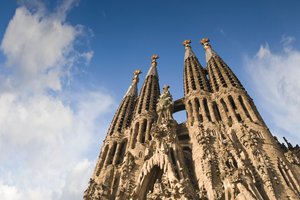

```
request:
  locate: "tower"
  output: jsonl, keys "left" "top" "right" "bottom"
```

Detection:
{"left": 84, "top": 38, "right": 300, "bottom": 200}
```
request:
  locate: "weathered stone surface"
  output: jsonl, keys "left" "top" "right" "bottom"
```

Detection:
{"left": 84, "top": 39, "right": 300, "bottom": 200}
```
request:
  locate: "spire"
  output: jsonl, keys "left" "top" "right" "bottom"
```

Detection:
{"left": 183, "top": 39, "right": 196, "bottom": 60}
{"left": 200, "top": 38, "right": 244, "bottom": 91}
{"left": 130, "top": 55, "right": 161, "bottom": 146}
{"left": 183, "top": 39, "right": 210, "bottom": 95}
{"left": 108, "top": 69, "right": 141, "bottom": 135}
{"left": 200, "top": 38, "right": 218, "bottom": 62}
{"left": 125, "top": 69, "right": 142, "bottom": 97}
{"left": 146, "top": 54, "right": 159, "bottom": 77}
{"left": 134, "top": 54, "right": 160, "bottom": 116}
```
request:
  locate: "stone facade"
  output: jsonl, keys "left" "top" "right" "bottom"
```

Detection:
{"left": 84, "top": 38, "right": 300, "bottom": 200}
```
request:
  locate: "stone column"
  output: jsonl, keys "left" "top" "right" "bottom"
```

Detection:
{"left": 113, "top": 143, "right": 121, "bottom": 165}
{"left": 145, "top": 119, "right": 152, "bottom": 142}
{"left": 192, "top": 99, "right": 200, "bottom": 124}
{"left": 223, "top": 97, "right": 238, "bottom": 124}
{"left": 208, "top": 101, "right": 217, "bottom": 122}
{"left": 200, "top": 98, "right": 209, "bottom": 122}
{"left": 216, "top": 100, "right": 228, "bottom": 123}
{"left": 242, "top": 96, "right": 259, "bottom": 122}
{"left": 232, "top": 94, "right": 248, "bottom": 122}
{"left": 187, "top": 100, "right": 194, "bottom": 126}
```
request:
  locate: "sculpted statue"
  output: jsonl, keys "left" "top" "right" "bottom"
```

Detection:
{"left": 285, "top": 150, "right": 300, "bottom": 165}
{"left": 235, "top": 181, "right": 257, "bottom": 200}
{"left": 223, "top": 177, "right": 235, "bottom": 200}
{"left": 156, "top": 85, "right": 174, "bottom": 124}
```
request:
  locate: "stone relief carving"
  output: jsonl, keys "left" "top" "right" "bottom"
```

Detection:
{"left": 285, "top": 150, "right": 300, "bottom": 165}
{"left": 85, "top": 38, "right": 300, "bottom": 200}
{"left": 84, "top": 178, "right": 110, "bottom": 200}
{"left": 146, "top": 176, "right": 195, "bottom": 200}
{"left": 129, "top": 86, "right": 199, "bottom": 200}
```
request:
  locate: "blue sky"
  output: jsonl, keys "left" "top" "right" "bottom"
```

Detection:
{"left": 0, "top": 0, "right": 300, "bottom": 199}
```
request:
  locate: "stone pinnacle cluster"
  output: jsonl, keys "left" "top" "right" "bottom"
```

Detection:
{"left": 84, "top": 38, "right": 300, "bottom": 200}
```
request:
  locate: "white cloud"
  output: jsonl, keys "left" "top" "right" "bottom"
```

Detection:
{"left": 60, "top": 159, "right": 94, "bottom": 200}
{"left": 1, "top": 6, "right": 76, "bottom": 92}
{"left": 281, "top": 35, "right": 295, "bottom": 47}
{"left": 0, "top": 181, "right": 21, "bottom": 200}
{"left": 244, "top": 38, "right": 300, "bottom": 144}
{"left": 0, "top": 1, "right": 114, "bottom": 200}
{"left": 82, "top": 51, "right": 94, "bottom": 64}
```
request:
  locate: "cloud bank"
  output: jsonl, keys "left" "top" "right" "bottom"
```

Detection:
{"left": 244, "top": 36, "right": 300, "bottom": 144}
{"left": 0, "top": 1, "right": 114, "bottom": 200}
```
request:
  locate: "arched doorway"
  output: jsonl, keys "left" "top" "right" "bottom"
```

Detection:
{"left": 137, "top": 165, "right": 164, "bottom": 200}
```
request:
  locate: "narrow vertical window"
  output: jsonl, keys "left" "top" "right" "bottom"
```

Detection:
{"left": 228, "top": 95, "right": 241, "bottom": 122}
{"left": 220, "top": 98, "right": 228, "bottom": 112}
{"left": 238, "top": 96, "right": 252, "bottom": 121}
{"left": 105, "top": 142, "right": 117, "bottom": 166}
{"left": 212, "top": 102, "right": 222, "bottom": 121}
{"left": 228, "top": 95, "right": 237, "bottom": 110}
{"left": 116, "top": 140, "right": 127, "bottom": 165}
{"left": 194, "top": 98, "right": 203, "bottom": 123}
{"left": 111, "top": 175, "right": 120, "bottom": 198}
{"left": 131, "top": 122, "right": 139, "bottom": 149}
{"left": 96, "top": 145, "right": 109, "bottom": 176}
{"left": 203, "top": 98, "right": 212, "bottom": 122}
{"left": 145, "top": 76, "right": 153, "bottom": 111}
{"left": 140, "top": 119, "right": 147, "bottom": 143}
{"left": 188, "top": 100, "right": 194, "bottom": 125}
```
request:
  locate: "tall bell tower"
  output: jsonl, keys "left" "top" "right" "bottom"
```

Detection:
{"left": 84, "top": 38, "right": 300, "bottom": 200}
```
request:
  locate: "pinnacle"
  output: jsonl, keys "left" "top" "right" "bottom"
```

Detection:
{"left": 200, "top": 37, "right": 218, "bottom": 62}
{"left": 183, "top": 39, "right": 196, "bottom": 60}
{"left": 124, "top": 69, "right": 141, "bottom": 97}
{"left": 146, "top": 54, "right": 159, "bottom": 77}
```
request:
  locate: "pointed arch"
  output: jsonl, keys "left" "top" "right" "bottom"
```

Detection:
{"left": 131, "top": 122, "right": 139, "bottom": 149}
{"left": 105, "top": 142, "right": 118, "bottom": 166}
{"left": 137, "top": 165, "right": 164, "bottom": 200}
{"left": 116, "top": 139, "right": 127, "bottom": 165}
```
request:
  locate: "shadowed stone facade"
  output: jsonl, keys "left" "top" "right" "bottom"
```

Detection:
{"left": 84, "top": 38, "right": 300, "bottom": 200}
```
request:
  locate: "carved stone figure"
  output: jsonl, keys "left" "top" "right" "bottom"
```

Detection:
{"left": 285, "top": 150, "right": 300, "bottom": 165}
{"left": 157, "top": 85, "right": 174, "bottom": 124}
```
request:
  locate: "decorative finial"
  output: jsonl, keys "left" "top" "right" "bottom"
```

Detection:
{"left": 201, "top": 38, "right": 217, "bottom": 62}
{"left": 183, "top": 40, "right": 191, "bottom": 47}
{"left": 132, "top": 69, "right": 142, "bottom": 84}
{"left": 183, "top": 39, "right": 196, "bottom": 60}
{"left": 151, "top": 54, "right": 159, "bottom": 65}
{"left": 200, "top": 38, "right": 211, "bottom": 50}
{"left": 163, "top": 85, "right": 170, "bottom": 92}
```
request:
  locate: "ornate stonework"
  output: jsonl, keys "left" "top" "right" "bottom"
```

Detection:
{"left": 84, "top": 39, "right": 300, "bottom": 200}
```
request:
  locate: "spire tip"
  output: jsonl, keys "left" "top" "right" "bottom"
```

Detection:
{"left": 200, "top": 38, "right": 211, "bottom": 50}
{"left": 132, "top": 69, "right": 142, "bottom": 84}
{"left": 147, "top": 55, "right": 159, "bottom": 77}
{"left": 151, "top": 54, "right": 159, "bottom": 63}
{"left": 183, "top": 39, "right": 191, "bottom": 47}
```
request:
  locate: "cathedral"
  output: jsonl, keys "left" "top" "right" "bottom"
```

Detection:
{"left": 84, "top": 38, "right": 300, "bottom": 200}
